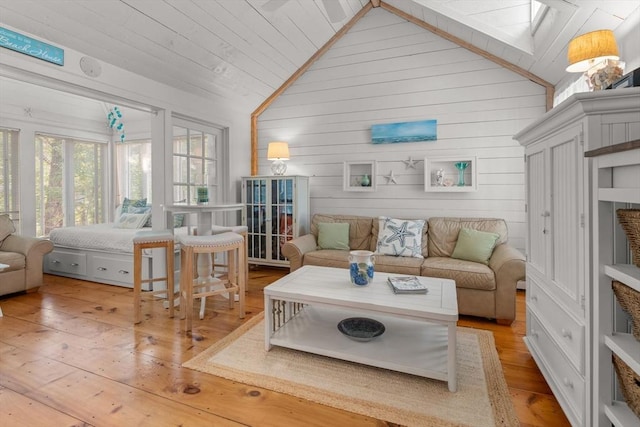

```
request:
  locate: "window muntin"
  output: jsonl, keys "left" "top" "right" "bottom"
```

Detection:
{"left": 172, "top": 124, "right": 219, "bottom": 205}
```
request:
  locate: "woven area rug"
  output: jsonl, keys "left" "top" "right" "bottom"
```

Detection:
{"left": 183, "top": 313, "right": 518, "bottom": 427}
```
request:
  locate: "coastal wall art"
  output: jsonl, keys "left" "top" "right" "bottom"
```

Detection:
{"left": 371, "top": 119, "right": 437, "bottom": 144}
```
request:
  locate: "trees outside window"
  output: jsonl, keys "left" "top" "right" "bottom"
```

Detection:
{"left": 35, "top": 134, "right": 106, "bottom": 236}
{"left": 114, "top": 139, "right": 152, "bottom": 204}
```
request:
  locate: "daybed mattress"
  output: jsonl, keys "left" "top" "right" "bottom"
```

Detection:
{"left": 49, "top": 223, "right": 140, "bottom": 253}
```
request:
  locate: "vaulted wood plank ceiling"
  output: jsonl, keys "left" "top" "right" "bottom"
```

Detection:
{"left": 0, "top": 0, "right": 637, "bottom": 113}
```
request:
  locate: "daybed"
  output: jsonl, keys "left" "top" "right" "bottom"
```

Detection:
{"left": 45, "top": 200, "right": 183, "bottom": 290}
{"left": 281, "top": 214, "right": 525, "bottom": 324}
{"left": 0, "top": 214, "right": 54, "bottom": 297}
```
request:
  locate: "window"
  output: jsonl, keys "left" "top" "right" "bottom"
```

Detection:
{"left": 172, "top": 122, "right": 222, "bottom": 205}
{"left": 530, "top": 0, "right": 549, "bottom": 35}
{"left": 35, "top": 134, "right": 107, "bottom": 236}
{"left": 115, "top": 139, "right": 152, "bottom": 204}
{"left": 0, "top": 128, "right": 20, "bottom": 226}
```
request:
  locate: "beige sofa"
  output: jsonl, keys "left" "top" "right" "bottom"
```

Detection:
{"left": 282, "top": 214, "right": 525, "bottom": 324}
{"left": 0, "top": 215, "right": 54, "bottom": 296}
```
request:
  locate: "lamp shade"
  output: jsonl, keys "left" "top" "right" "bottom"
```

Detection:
{"left": 267, "top": 141, "right": 290, "bottom": 160}
{"left": 566, "top": 29, "right": 619, "bottom": 72}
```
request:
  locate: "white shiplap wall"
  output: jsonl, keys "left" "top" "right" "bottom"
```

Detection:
{"left": 256, "top": 7, "right": 547, "bottom": 252}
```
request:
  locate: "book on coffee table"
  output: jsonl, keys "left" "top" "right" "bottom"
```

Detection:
{"left": 387, "top": 276, "right": 428, "bottom": 294}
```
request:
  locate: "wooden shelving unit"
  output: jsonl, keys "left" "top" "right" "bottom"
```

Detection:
{"left": 589, "top": 141, "right": 640, "bottom": 427}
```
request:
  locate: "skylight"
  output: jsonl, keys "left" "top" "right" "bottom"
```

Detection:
{"left": 530, "top": 0, "right": 549, "bottom": 35}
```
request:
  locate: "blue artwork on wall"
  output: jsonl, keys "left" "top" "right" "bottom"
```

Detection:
{"left": 371, "top": 119, "right": 437, "bottom": 144}
{"left": 0, "top": 26, "right": 64, "bottom": 66}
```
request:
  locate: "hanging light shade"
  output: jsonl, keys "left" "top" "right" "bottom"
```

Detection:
{"left": 566, "top": 29, "right": 619, "bottom": 73}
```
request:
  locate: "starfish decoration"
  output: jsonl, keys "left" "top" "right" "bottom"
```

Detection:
{"left": 384, "top": 221, "right": 416, "bottom": 248}
{"left": 384, "top": 170, "right": 397, "bottom": 184}
{"left": 402, "top": 157, "right": 421, "bottom": 169}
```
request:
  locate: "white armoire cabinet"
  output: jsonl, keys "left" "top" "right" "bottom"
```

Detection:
{"left": 514, "top": 87, "right": 640, "bottom": 427}
{"left": 241, "top": 176, "right": 309, "bottom": 267}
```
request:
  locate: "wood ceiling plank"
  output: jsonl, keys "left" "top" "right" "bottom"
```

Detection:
{"left": 162, "top": 0, "right": 289, "bottom": 88}
{"left": 219, "top": 0, "right": 311, "bottom": 67}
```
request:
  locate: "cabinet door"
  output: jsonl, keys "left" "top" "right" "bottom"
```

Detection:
{"left": 548, "top": 127, "right": 585, "bottom": 315}
{"left": 244, "top": 178, "right": 267, "bottom": 261}
{"left": 526, "top": 146, "right": 548, "bottom": 277}
{"left": 269, "top": 178, "right": 294, "bottom": 263}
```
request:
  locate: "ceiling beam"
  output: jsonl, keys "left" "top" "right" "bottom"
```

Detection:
{"left": 379, "top": 1, "right": 555, "bottom": 111}
{"left": 371, "top": 0, "right": 381, "bottom": 7}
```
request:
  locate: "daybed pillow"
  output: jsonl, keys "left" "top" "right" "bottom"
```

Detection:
{"left": 121, "top": 197, "right": 147, "bottom": 212}
{"left": 317, "top": 222, "right": 349, "bottom": 250}
{"left": 114, "top": 212, "right": 151, "bottom": 229}
{"left": 376, "top": 216, "right": 425, "bottom": 258}
{"left": 173, "top": 214, "right": 185, "bottom": 228}
{"left": 451, "top": 227, "right": 500, "bottom": 265}
{"left": 0, "top": 214, "right": 16, "bottom": 243}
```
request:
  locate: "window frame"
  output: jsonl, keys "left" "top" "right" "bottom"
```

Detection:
{"left": 0, "top": 128, "right": 20, "bottom": 228}
{"left": 35, "top": 133, "right": 108, "bottom": 236}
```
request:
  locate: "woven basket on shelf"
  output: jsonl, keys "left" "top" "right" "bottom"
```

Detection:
{"left": 612, "top": 281, "right": 640, "bottom": 341}
{"left": 617, "top": 209, "right": 640, "bottom": 268}
{"left": 613, "top": 353, "right": 640, "bottom": 419}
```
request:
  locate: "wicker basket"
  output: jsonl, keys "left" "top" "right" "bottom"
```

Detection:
{"left": 617, "top": 209, "right": 640, "bottom": 268}
{"left": 612, "top": 353, "right": 640, "bottom": 420}
{"left": 612, "top": 281, "right": 640, "bottom": 341}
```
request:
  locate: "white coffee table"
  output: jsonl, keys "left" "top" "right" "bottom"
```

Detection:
{"left": 264, "top": 265, "right": 459, "bottom": 392}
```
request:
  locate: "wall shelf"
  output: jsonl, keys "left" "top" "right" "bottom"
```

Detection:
{"left": 424, "top": 156, "right": 477, "bottom": 192}
{"left": 343, "top": 161, "right": 376, "bottom": 192}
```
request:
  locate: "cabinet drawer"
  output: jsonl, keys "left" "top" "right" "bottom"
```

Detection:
{"left": 46, "top": 251, "right": 87, "bottom": 275}
{"left": 92, "top": 256, "right": 134, "bottom": 285}
{"left": 527, "top": 277, "right": 585, "bottom": 373}
{"left": 527, "top": 312, "right": 585, "bottom": 426}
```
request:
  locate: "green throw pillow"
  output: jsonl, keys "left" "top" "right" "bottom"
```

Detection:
{"left": 317, "top": 222, "right": 350, "bottom": 250}
{"left": 451, "top": 228, "right": 500, "bottom": 265}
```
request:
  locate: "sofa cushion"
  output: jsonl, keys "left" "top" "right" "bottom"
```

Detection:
{"left": 421, "top": 257, "right": 496, "bottom": 291}
{"left": 0, "top": 250, "right": 25, "bottom": 272}
{"left": 304, "top": 249, "right": 350, "bottom": 269}
{"left": 428, "top": 217, "right": 508, "bottom": 258}
{"left": 317, "top": 222, "right": 350, "bottom": 250}
{"left": 373, "top": 254, "right": 423, "bottom": 276}
{"left": 0, "top": 214, "right": 16, "bottom": 243}
{"left": 451, "top": 228, "right": 500, "bottom": 265}
{"left": 311, "top": 214, "right": 373, "bottom": 250}
{"left": 375, "top": 217, "right": 426, "bottom": 258}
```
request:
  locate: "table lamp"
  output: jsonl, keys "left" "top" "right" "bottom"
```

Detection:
{"left": 267, "top": 141, "right": 289, "bottom": 175}
{"left": 566, "top": 29, "right": 623, "bottom": 90}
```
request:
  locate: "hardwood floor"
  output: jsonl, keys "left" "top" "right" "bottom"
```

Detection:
{"left": 0, "top": 267, "right": 570, "bottom": 426}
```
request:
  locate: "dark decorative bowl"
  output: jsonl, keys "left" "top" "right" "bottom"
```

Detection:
{"left": 337, "top": 317, "right": 385, "bottom": 342}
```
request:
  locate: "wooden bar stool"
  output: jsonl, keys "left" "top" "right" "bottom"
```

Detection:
{"left": 211, "top": 224, "right": 249, "bottom": 297}
{"left": 178, "top": 232, "right": 246, "bottom": 333}
{"left": 132, "top": 230, "right": 176, "bottom": 324}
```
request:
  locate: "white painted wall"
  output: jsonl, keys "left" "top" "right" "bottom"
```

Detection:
{"left": 0, "top": 25, "right": 252, "bottom": 236}
{"left": 256, "top": 8, "right": 548, "bottom": 252}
